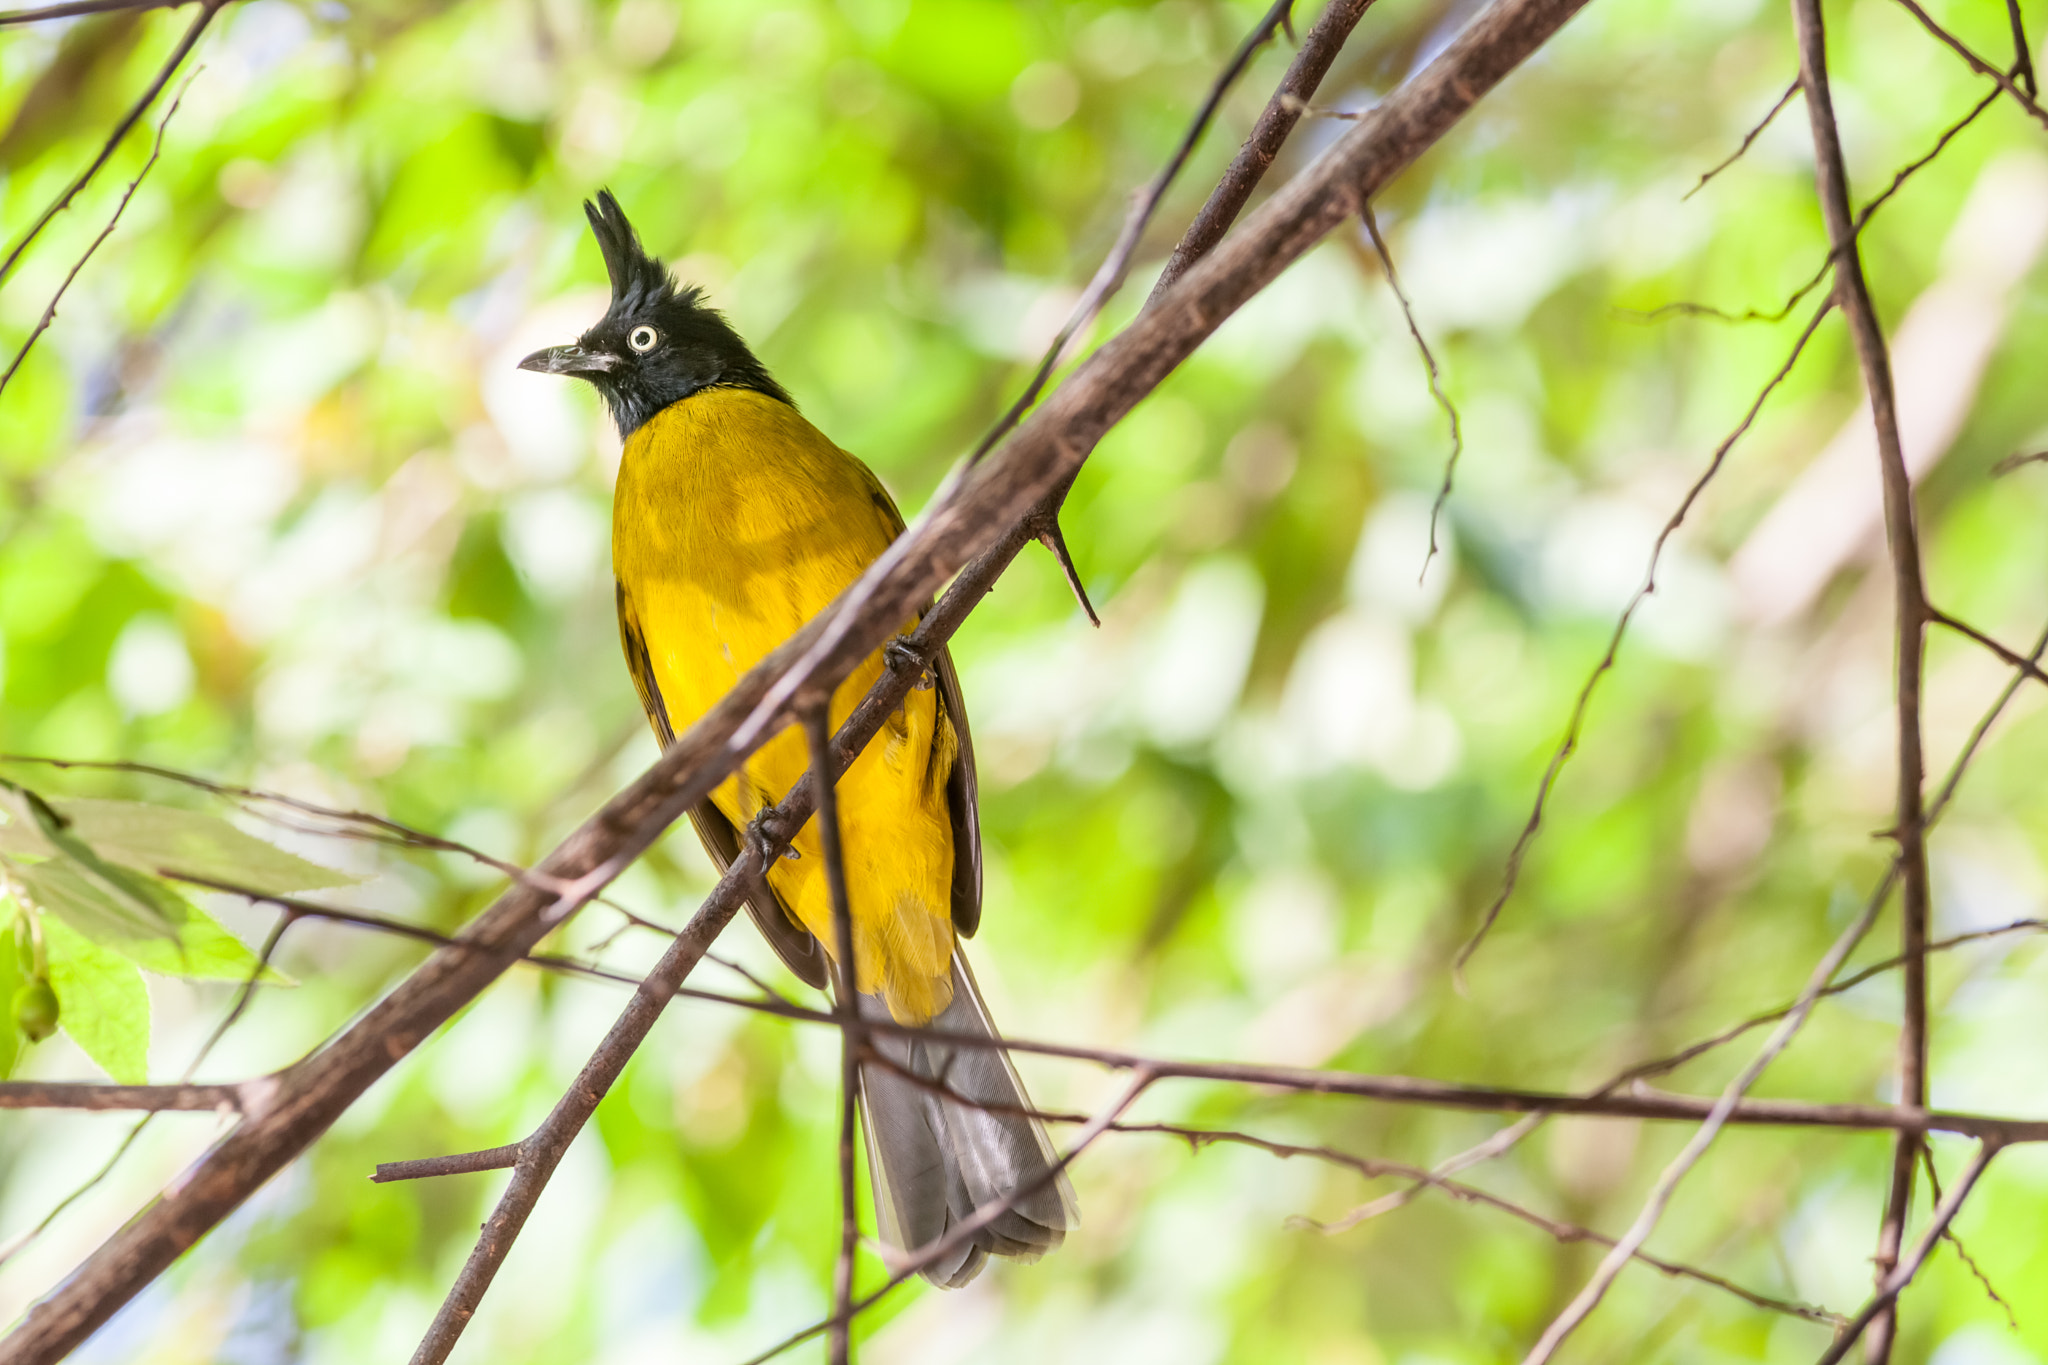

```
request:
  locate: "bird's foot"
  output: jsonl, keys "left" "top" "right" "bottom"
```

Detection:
{"left": 746, "top": 807, "right": 801, "bottom": 865}
{"left": 885, "top": 636, "right": 935, "bottom": 690}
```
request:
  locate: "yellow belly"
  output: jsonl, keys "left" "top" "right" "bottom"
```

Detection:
{"left": 612, "top": 387, "right": 957, "bottom": 1023}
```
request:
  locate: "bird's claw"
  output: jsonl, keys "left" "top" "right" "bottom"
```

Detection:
{"left": 886, "top": 636, "right": 935, "bottom": 690}
{"left": 746, "top": 807, "right": 801, "bottom": 863}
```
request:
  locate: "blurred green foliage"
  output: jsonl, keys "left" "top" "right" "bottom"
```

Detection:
{"left": 5, "top": 0, "right": 2048, "bottom": 1360}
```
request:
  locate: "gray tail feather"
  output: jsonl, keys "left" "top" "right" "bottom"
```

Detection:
{"left": 853, "top": 948, "right": 1077, "bottom": 1288}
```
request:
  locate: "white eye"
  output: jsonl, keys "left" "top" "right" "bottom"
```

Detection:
{"left": 628, "top": 325, "right": 659, "bottom": 353}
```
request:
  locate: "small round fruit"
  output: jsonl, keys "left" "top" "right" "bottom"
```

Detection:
{"left": 14, "top": 980, "right": 58, "bottom": 1042}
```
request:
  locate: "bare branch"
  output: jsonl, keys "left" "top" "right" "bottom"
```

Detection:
{"left": 1816, "top": 1142, "right": 2001, "bottom": 1365}
{"left": 733, "top": 1070, "right": 1155, "bottom": 1365}
{"left": 0, "top": 1081, "right": 247, "bottom": 1112}
{"left": 1107, "top": 1123, "right": 1846, "bottom": 1326}
{"left": 966, "top": 0, "right": 1299, "bottom": 470}
{"left": 1918, "top": 1144, "right": 2019, "bottom": 1331}
{"left": 1456, "top": 296, "right": 1835, "bottom": 977}
{"left": 0, "top": 72, "right": 191, "bottom": 398}
{"left": 0, "top": 0, "right": 191, "bottom": 25}
{"left": 801, "top": 704, "right": 862, "bottom": 1365}
{"left": 0, "top": 0, "right": 222, "bottom": 288}
{"left": 1630, "top": 86, "right": 1996, "bottom": 327}
{"left": 1518, "top": 828, "right": 1900, "bottom": 1362}
{"left": 372, "top": 1145, "right": 523, "bottom": 1184}
{"left": 1992, "top": 449, "right": 2048, "bottom": 476}
{"left": 2008, "top": 0, "right": 2037, "bottom": 96}
{"left": 1793, "top": 4, "right": 1933, "bottom": 1358}
{"left": 1149, "top": 0, "right": 1378, "bottom": 299}
{"left": 1685, "top": 79, "right": 1802, "bottom": 201}
{"left": 1929, "top": 607, "right": 2048, "bottom": 689}
{"left": 1357, "top": 206, "right": 1462, "bottom": 581}
{"left": 1888, "top": 0, "right": 2048, "bottom": 130}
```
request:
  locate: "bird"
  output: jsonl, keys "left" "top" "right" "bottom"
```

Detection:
{"left": 519, "top": 191, "right": 1075, "bottom": 1287}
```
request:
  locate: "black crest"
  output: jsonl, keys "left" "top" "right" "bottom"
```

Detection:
{"left": 584, "top": 189, "right": 700, "bottom": 319}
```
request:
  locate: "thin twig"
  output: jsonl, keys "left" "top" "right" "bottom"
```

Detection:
{"left": 0, "top": 0, "right": 223, "bottom": 288}
{"left": 1517, "top": 837, "right": 1900, "bottom": 1362}
{"left": 1816, "top": 1143, "right": 2001, "bottom": 1365}
{"left": 731, "top": 1071, "right": 1155, "bottom": 1365}
{"left": 0, "top": 72, "right": 193, "bottom": 398}
{"left": 1992, "top": 449, "right": 2048, "bottom": 476}
{"left": 1456, "top": 296, "right": 1835, "bottom": 978}
{"left": 1149, "top": 0, "right": 1378, "bottom": 299}
{"left": 1630, "top": 86, "right": 1997, "bottom": 327}
{"left": 801, "top": 704, "right": 862, "bottom": 1365}
{"left": 1929, "top": 607, "right": 2048, "bottom": 689}
{"left": 1359, "top": 206, "right": 1462, "bottom": 582}
{"left": 372, "top": 1145, "right": 524, "bottom": 1184}
{"left": 1291, "top": 608, "right": 2048, "bottom": 1244}
{"left": 965, "top": 0, "right": 1298, "bottom": 469}
{"left": 1888, "top": 0, "right": 2048, "bottom": 131}
{"left": 1918, "top": 1144, "right": 2019, "bottom": 1330}
{"left": 1685, "top": 79, "right": 1801, "bottom": 201}
{"left": 1094, "top": 1123, "right": 1842, "bottom": 1325}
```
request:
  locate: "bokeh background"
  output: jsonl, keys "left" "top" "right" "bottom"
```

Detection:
{"left": 5, "top": 0, "right": 2048, "bottom": 1359}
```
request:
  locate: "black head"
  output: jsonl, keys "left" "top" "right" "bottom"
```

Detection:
{"left": 518, "top": 190, "right": 788, "bottom": 438}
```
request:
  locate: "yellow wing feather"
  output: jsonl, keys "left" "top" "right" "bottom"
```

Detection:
{"left": 613, "top": 387, "right": 959, "bottom": 1024}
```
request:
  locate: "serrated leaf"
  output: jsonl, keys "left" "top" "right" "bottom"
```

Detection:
{"left": 0, "top": 782, "right": 181, "bottom": 940}
{"left": 107, "top": 905, "right": 294, "bottom": 985}
{"left": 44, "top": 917, "right": 149, "bottom": 1084}
{"left": 52, "top": 798, "right": 360, "bottom": 897}
{"left": 17, "top": 859, "right": 185, "bottom": 944}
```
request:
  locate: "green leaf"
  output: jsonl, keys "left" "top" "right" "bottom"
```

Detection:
{"left": 51, "top": 798, "right": 361, "bottom": 897}
{"left": 107, "top": 905, "right": 294, "bottom": 985}
{"left": 0, "top": 783, "right": 182, "bottom": 940}
{"left": 16, "top": 859, "right": 186, "bottom": 945}
{"left": 0, "top": 918, "right": 23, "bottom": 1079}
{"left": 44, "top": 917, "right": 149, "bottom": 1084}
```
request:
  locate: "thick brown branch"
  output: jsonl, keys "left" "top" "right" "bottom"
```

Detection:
{"left": 1794, "top": 3, "right": 1932, "bottom": 1358}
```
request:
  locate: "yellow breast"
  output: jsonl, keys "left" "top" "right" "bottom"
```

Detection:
{"left": 612, "top": 387, "right": 958, "bottom": 1023}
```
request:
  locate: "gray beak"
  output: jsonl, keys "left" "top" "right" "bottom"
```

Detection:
{"left": 517, "top": 344, "right": 619, "bottom": 376}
